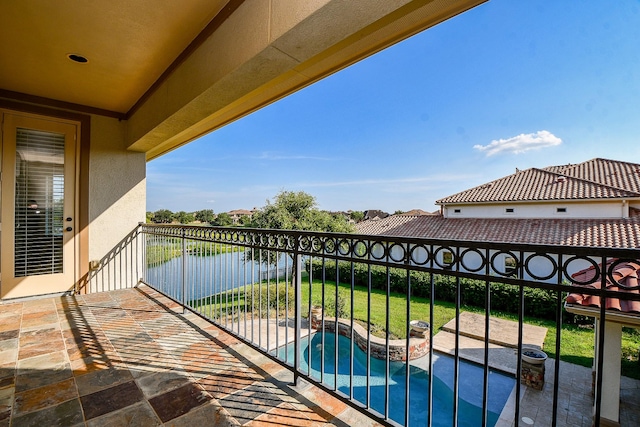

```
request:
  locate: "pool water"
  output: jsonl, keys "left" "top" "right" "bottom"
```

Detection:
{"left": 276, "top": 332, "right": 515, "bottom": 427}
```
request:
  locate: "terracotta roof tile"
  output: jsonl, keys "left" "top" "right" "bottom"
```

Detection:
{"left": 542, "top": 164, "right": 569, "bottom": 173}
{"left": 567, "top": 260, "right": 640, "bottom": 314}
{"left": 437, "top": 158, "right": 640, "bottom": 204}
{"left": 556, "top": 158, "right": 640, "bottom": 194}
{"left": 356, "top": 213, "right": 640, "bottom": 248}
{"left": 400, "top": 209, "right": 433, "bottom": 216}
{"left": 355, "top": 215, "right": 421, "bottom": 235}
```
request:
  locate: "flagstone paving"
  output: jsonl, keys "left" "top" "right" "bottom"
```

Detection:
{"left": 0, "top": 285, "right": 380, "bottom": 426}
{"left": 434, "top": 311, "right": 640, "bottom": 427}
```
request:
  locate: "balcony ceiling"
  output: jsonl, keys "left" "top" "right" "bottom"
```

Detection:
{"left": 0, "top": 0, "right": 228, "bottom": 114}
{"left": 0, "top": 0, "right": 486, "bottom": 160}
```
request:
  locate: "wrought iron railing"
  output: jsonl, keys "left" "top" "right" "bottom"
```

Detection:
{"left": 129, "top": 223, "right": 638, "bottom": 427}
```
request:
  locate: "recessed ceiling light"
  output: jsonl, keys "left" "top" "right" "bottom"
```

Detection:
{"left": 67, "top": 53, "right": 88, "bottom": 63}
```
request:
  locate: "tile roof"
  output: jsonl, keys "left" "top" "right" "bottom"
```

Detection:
{"left": 400, "top": 209, "right": 433, "bottom": 216}
{"left": 556, "top": 158, "right": 640, "bottom": 194}
{"left": 437, "top": 158, "right": 640, "bottom": 204}
{"left": 356, "top": 211, "right": 640, "bottom": 248}
{"left": 363, "top": 209, "right": 390, "bottom": 220}
{"left": 566, "top": 260, "right": 640, "bottom": 314}
{"left": 355, "top": 215, "right": 421, "bottom": 235}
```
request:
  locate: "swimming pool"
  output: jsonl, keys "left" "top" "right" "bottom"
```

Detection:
{"left": 276, "top": 332, "right": 515, "bottom": 427}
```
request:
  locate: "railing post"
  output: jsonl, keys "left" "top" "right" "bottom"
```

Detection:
{"left": 137, "top": 223, "right": 142, "bottom": 286}
{"left": 293, "top": 232, "right": 302, "bottom": 386}
{"left": 181, "top": 227, "right": 187, "bottom": 314}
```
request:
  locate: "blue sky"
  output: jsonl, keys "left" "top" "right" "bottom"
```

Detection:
{"left": 147, "top": 0, "right": 640, "bottom": 214}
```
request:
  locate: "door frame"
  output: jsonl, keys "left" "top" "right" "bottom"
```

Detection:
{"left": 0, "top": 100, "right": 90, "bottom": 299}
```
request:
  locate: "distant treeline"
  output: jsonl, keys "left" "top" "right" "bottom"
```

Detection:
{"left": 146, "top": 209, "right": 243, "bottom": 226}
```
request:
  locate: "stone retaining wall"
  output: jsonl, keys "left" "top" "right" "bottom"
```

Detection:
{"left": 311, "top": 314, "right": 428, "bottom": 361}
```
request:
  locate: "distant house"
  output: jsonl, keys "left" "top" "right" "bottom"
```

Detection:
{"left": 356, "top": 158, "right": 640, "bottom": 281}
{"left": 363, "top": 209, "right": 390, "bottom": 221}
{"left": 227, "top": 209, "right": 254, "bottom": 224}
{"left": 356, "top": 158, "right": 640, "bottom": 245}
{"left": 436, "top": 158, "right": 640, "bottom": 219}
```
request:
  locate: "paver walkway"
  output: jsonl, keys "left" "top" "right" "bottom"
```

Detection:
{"left": 433, "top": 312, "right": 547, "bottom": 374}
{"left": 433, "top": 311, "right": 640, "bottom": 426}
{"left": 0, "top": 285, "right": 379, "bottom": 426}
{"left": 442, "top": 312, "right": 548, "bottom": 349}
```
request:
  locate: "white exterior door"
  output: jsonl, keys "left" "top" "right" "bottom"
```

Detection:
{"left": 1, "top": 112, "right": 78, "bottom": 298}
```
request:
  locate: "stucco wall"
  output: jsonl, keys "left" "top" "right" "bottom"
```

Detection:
{"left": 444, "top": 202, "right": 624, "bottom": 219}
{"left": 88, "top": 115, "right": 146, "bottom": 262}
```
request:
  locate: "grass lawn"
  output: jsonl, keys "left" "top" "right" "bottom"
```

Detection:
{"left": 193, "top": 276, "right": 640, "bottom": 379}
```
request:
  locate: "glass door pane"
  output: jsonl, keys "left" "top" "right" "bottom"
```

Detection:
{"left": 14, "top": 128, "right": 65, "bottom": 276}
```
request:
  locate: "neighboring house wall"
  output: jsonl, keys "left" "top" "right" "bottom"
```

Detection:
{"left": 443, "top": 201, "right": 631, "bottom": 219}
{"left": 228, "top": 210, "right": 252, "bottom": 224}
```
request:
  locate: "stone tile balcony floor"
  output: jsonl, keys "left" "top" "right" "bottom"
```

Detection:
{"left": 0, "top": 285, "right": 380, "bottom": 427}
{"left": 4, "top": 284, "right": 639, "bottom": 427}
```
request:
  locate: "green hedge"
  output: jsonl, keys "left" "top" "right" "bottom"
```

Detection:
{"left": 306, "top": 260, "right": 559, "bottom": 320}
{"left": 244, "top": 282, "right": 294, "bottom": 314}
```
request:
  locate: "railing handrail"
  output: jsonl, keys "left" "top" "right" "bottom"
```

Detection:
{"left": 137, "top": 223, "right": 638, "bottom": 427}
{"left": 139, "top": 223, "right": 640, "bottom": 302}
{"left": 140, "top": 222, "right": 638, "bottom": 258}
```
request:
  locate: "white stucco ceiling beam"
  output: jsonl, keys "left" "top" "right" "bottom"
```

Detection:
{"left": 126, "top": 0, "right": 486, "bottom": 160}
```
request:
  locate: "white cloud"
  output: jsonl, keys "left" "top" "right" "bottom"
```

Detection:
{"left": 474, "top": 130, "right": 562, "bottom": 156}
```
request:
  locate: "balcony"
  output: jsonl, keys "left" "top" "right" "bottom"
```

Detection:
{"left": 0, "top": 286, "right": 371, "bottom": 426}
{"left": 2, "top": 224, "right": 639, "bottom": 426}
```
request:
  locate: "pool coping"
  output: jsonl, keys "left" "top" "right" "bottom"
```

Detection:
{"left": 311, "top": 315, "right": 429, "bottom": 361}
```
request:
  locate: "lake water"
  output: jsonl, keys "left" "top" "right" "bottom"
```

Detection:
{"left": 146, "top": 252, "right": 291, "bottom": 302}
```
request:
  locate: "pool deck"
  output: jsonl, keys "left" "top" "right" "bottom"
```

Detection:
{"left": 433, "top": 312, "right": 548, "bottom": 375}
{"left": 433, "top": 311, "right": 640, "bottom": 427}
{"left": 227, "top": 310, "right": 640, "bottom": 426}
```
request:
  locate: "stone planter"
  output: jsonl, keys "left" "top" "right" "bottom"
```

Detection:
{"left": 410, "top": 320, "right": 430, "bottom": 338}
{"left": 310, "top": 306, "right": 323, "bottom": 329}
{"left": 522, "top": 347, "right": 547, "bottom": 365}
{"left": 520, "top": 347, "right": 546, "bottom": 390}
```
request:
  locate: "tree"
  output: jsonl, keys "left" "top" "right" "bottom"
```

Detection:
{"left": 239, "top": 214, "right": 252, "bottom": 226}
{"left": 247, "top": 191, "right": 355, "bottom": 279}
{"left": 249, "top": 191, "right": 354, "bottom": 233}
{"left": 152, "top": 209, "right": 174, "bottom": 223}
{"left": 213, "top": 212, "right": 233, "bottom": 226}
{"left": 349, "top": 211, "right": 364, "bottom": 223}
{"left": 394, "top": 210, "right": 405, "bottom": 215}
{"left": 195, "top": 209, "right": 215, "bottom": 224}
{"left": 174, "top": 211, "right": 194, "bottom": 224}
{"left": 146, "top": 211, "right": 154, "bottom": 223}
